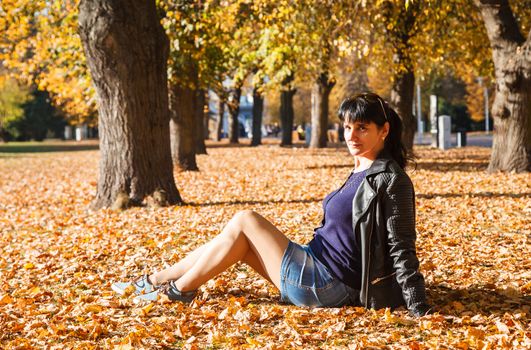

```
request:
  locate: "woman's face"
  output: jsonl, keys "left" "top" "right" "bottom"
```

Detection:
{"left": 344, "top": 120, "right": 389, "bottom": 159}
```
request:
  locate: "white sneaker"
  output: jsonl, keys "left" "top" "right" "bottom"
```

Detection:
{"left": 133, "top": 281, "right": 197, "bottom": 304}
{"left": 111, "top": 275, "right": 157, "bottom": 295}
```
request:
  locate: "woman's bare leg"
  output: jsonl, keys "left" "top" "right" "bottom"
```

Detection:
{"left": 150, "top": 242, "right": 274, "bottom": 285}
{"left": 149, "top": 244, "right": 209, "bottom": 285}
{"left": 150, "top": 210, "right": 289, "bottom": 292}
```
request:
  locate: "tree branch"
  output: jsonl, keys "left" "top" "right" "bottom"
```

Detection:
{"left": 475, "top": 0, "right": 525, "bottom": 47}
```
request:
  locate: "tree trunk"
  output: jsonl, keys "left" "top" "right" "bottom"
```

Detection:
{"left": 390, "top": 67, "right": 415, "bottom": 151}
{"left": 195, "top": 89, "right": 207, "bottom": 154}
{"left": 227, "top": 86, "right": 241, "bottom": 144}
{"left": 169, "top": 84, "right": 198, "bottom": 171}
{"left": 78, "top": 0, "right": 181, "bottom": 209}
{"left": 383, "top": 1, "right": 418, "bottom": 152}
{"left": 476, "top": 0, "right": 530, "bottom": 172}
{"left": 280, "top": 75, "right": 296, "bottom": 146}
{"left": 310, "top": 72, "right": 335, "bottom": 148}
{"left": 251, "top": 87, "right": 264, "bottom": 146}
{"left": 215, "top": 97, "right": 224, "bottom": 141}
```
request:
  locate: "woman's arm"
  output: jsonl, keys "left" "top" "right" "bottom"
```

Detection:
{"left": 384, "top": 173, "right": 431, "bottom": 317}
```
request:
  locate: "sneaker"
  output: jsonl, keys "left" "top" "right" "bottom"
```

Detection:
{"left": 111, "top": 274, "right": 157, "bottom": 296}
{"left": 133, "top": 281, "right": 197, "bottom": 304}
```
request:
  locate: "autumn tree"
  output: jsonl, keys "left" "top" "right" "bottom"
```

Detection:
{"left": 357, "top": 0, "right": 427, "bottom": 151}
{"left": 462, "top": 71, "right": 494, "bottom": 124}
{"left": 357, "top": 1, "right": 481, "bottom": 151}
{"left": 78, "top": 0, "right": 181, "bottom": 209}
{"left": 252, "top": 1, "right": 302, "bottom": 146}
{"left": 162, "top": 1, "right": 206, "bottom": 170}
{"left": 296, "top": 0, "right": 349, "bottom": 148}
{"left": 474, "top": 0, "right": 530, "bottom": 172}
{"left": 0, "top": 75, "right": 30, "bottom": 141}
{"left": 0, "top": 1, "right": 96, "bottom": 125}
{"left": 418, "top": 0, "right": 530, "bottom": 171}
{"left": 193, "top": 0, "right": 259, "bottom": 145}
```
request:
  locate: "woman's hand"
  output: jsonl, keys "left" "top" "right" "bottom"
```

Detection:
{"left": 409, "top": 302, "right": 432, "bottom": 317}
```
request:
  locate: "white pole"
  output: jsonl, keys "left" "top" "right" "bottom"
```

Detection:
{"left": 417, "top": 83, "right": 422, "bottom": 144}
{"left": 484, "top": 85, "right": 489, "bottom": 133}
{"left": 430, "top": 95, "right": 438, "bottom": 147}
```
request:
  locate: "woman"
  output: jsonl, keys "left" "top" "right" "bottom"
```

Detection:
{"left": 112, "top": 92, "right": 431, "bottom": 317}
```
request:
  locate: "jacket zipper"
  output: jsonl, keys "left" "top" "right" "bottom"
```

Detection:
{"left": 363, "top": 200, "right": 376, "bottom": 306}
{"left": 365, "top": 233, "right": 371, "bottom": 305}
{"left": 370, "top": 271, "right": 397, "bottom": 285}
{"left": 352, "top": 174, "right": 378, "bottom": 307}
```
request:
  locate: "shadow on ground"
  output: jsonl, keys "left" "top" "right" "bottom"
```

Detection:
{"left": 414, "top": 161, "right": 489, "bottom": 172}
{"left": 185, "top": 198, "right": 321, "bottom": 207}
{"left": 427, "top": 284, "right": 530, "bottom": 317}
{"left": 203, "top": 283, "right": 530, "bottom": 318}
{"left": 303, "top": 160, "right": 490, "bottom": 172}
{"left": 417, "top": 192, "right": 531, "bottom": 199}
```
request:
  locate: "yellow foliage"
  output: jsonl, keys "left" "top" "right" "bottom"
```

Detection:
{"left": 461, "top": 70, "right": 494, "bottom": 123}
{"left": 0, "top": 0, "right": 95, "bottom": 122}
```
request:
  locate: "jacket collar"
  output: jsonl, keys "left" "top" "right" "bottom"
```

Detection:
{"left": 365, "top": 150, "right": 392, "bottom": 177}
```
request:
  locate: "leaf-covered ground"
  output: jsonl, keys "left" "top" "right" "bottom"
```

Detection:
{"left": 1, "top": 140, "right": 529, "bottom": 349}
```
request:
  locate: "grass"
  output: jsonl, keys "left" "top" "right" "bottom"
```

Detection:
{"left": 0, "top": 139, "right": 99, "bottom": 154}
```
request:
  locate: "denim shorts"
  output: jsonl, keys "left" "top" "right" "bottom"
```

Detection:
{"left": 279, "top": 241, "right": 360, "bottom": 307}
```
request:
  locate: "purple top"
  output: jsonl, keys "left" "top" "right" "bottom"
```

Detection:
{"left": 308, "top": 169, "right": 367, "bottom": 290}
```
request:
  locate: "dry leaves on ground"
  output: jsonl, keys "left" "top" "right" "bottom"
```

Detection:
{"left": 0, "top": 141, "right": 529, "bottom": 349}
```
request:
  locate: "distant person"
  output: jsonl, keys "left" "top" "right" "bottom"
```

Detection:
{"left": 296, "top": 124, "right": 305, "bottom": 141}
{"left": 112, "top": 92, "right": 431, "bottom": 317}
{"left": 272, "top": 122, "right": 280, "bottom": 137}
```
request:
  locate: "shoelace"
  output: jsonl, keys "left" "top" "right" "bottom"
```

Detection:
{"left": 131, "top": 275, "right": 149, "bottom": 288}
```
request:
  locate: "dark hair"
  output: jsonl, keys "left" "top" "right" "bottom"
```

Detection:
{"left": 338, "top": 92, "right": 412, "bottom": 169}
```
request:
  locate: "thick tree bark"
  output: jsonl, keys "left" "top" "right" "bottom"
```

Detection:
{"left": 280, "top": 75, "right": 296, "bottom": 146}
{"left": 195, "top": 89, "right": 207, "bottom": 154}
{"left": 390, "top": 67, "right": 416, "bottom": 151}
{"left": 310, "top": 72, "right": 336, "bottom": 148}
{"left": 476, "top": 0, "right": 530, "bottom": 172}
{"left": 251, "top": 87, "right": 264, "bottom": 146}
{"left": 169, "top": 84, "right": 198, "bottom": 171}
{"left": 78, "top": 0, "right": 181, "bottom": 209}
{"left": 215, "top": 97, "right": 225, "bottom": 141}
{"left": 227, "top": 85, "right": 241, "bottom": 144}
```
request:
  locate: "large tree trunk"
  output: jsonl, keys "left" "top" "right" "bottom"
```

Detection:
{"left": 195, "top": 89, "right": 207, "bottom": 154}
{"left": 390, "top": 67, "right": 415, "bottom": 151}
{"left": 251, "top": 87, "right": 264, "bottom": 146}
{"left": 383, "top": 1, "right": 418, "bottom": 152}
{"left": 227, "top": 85, "right": 241, "bottom": 144}
{"left": 78, "top": 0, "right": 181, "bottom": 209}
{"left": 280, "top": 75, "right": 296, "bottom": 146}
{"left": 215, "top": 97, "right": 225, "bottom": 141}
{"left": 310, "top": 72, "right": 335, "bottom": 148}
{"left": 169, "top": 84, "right": 198, "bottom": 171}
{"left": 476, "top": 0, "right": 530, "bottom": 172}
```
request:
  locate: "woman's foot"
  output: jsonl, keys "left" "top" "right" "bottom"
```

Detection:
{"left": 133, "top": 281, "right": 197, "bottom": 304}
{"left": 111, "top": 274, "right": 158, "bottom": 295}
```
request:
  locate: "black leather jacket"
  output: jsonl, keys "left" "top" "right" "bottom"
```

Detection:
{"left": 352, "top": 151, "right": 430, "bottom": 317}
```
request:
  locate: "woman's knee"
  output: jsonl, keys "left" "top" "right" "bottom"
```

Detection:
{"left": 223, "top": 210, "right": 258, "bottom": 239}
{"left": 233, "top": 210, "right": 259, "bottom": 227}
